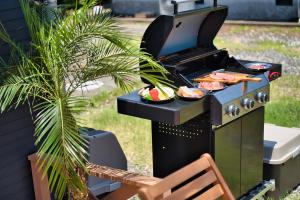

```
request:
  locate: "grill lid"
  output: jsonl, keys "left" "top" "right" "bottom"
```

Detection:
{"left": 141, "top": 6, "right": 228, "bottom": 59}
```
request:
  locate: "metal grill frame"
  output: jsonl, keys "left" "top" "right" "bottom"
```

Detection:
{"left": 152, "top": 113, "right": 213, "bottom": 178}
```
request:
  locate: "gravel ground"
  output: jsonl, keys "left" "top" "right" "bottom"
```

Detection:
{"left": 234, "top": 50, "right": 300, "bottom": 75}
{"left": 285, "top": 185, "right": 300, "bottom": 200}
{"left": 220, "top": 27, "right": 300, "bottom": 47}
{"left": 217, "top": 25, "right": 300, "bottom": 75}
{"left": 120, "top": 20, "right": 300, "bottom": 75}
{"left": 128, "top": 163, "right": 152, "bottom": 176}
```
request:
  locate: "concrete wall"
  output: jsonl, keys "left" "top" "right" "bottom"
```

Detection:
{"left": 112, "top": 0, "right": 300, "bottom": 21}
{"left": 112, "top": 0, "right": 159, "bottom": 15}
{"left": 159, "top": 0, "right": 197, "bottom": 15}
{"left": 112, "top": 0, "right": 198, "bottom": 15}
{"left": 211, "top": 0, "right": 299, "bottom": 21}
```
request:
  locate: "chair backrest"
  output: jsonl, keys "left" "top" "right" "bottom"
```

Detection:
{"left": 138, "top": 153, "right": 235, "bottom": 200}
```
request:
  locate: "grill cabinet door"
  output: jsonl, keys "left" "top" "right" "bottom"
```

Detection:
{"left": 241, "top": 107, "right": 264, "bottom": 194}
{"left": 214, "top": 119, "right": 242, "bottom": 198}
{"left": 214, "top": 107, "right": 264, "bottom": 198}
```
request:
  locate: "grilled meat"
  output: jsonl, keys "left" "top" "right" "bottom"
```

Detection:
{"left": 198, "top": 82, "right": 225, "bottom": 91}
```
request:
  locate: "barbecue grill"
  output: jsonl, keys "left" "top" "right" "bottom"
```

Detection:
{"left": 117, "top": 0, "right": 282, "bottom": 198}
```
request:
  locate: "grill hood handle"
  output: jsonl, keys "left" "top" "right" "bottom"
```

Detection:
{"left": 171, "top": 0, "right": 217, "bottom": 14}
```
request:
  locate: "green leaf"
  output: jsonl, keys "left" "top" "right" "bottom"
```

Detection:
{"left": 0, "top": 0, "right": 170, "bottom": 199}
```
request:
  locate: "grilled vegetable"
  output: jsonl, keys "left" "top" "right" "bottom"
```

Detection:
{"left": 139, "top": 86, "right": 174, "bottom": 101}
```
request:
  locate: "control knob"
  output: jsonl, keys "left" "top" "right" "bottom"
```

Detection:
{"left": 241, "top": 98, "right": 255, "bottom": 110}
{"left": 227, "top": 105, "right": 240, "bottom": 117}
{"left": 256, "top": 92, "right": 269, "bottom": 103}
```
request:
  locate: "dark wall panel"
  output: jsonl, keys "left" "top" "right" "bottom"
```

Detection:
{"left": 0, "top": 0, "right": 30, "bottom": 61}
{"left": 0, "top": 1, "right": 36, "bottom": 199}
{"left": 0, "top": 0, "right": 21, "bottom": 11}
{"left": 2, "top": 18, "right": 29, "bottom": 32}
{"left": 0, "top": 104, "right": 36, "bottom": 200}
{"left": 0, "top": 8, "right": 25, "bottom": 22}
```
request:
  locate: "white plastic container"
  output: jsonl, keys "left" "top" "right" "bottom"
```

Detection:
{"left": 263, "top": 124, "right": 300, "bottom": 199}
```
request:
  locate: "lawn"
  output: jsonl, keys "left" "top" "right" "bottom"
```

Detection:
{"left": 77, "top": 85, "right": 154, "bottom": 173}
{"left": 266, "top": 75, "right": 300, "bottom": 127}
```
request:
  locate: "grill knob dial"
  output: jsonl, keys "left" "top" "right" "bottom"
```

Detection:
{"left": 256, "top": 92, "right": 269, "bottom": 103}
{"left": 227, "top": 105, "right": 240, "bottom": 117}
{"left": 241, "top": 98, "right": 255, "bottom": 110}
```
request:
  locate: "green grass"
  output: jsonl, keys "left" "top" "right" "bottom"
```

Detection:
{"left": 228, "top": 25, "right": 300, "bottom": 35}
{"left": 229, "top": 25, "right": 253, "bottom": 34}
{"left": 214, "top": 37, "right": 247, "bottom": 50}
{"left": 265, "top": 75, "right": 300, "bottom": 127}
{"left": 82, "top": 105, "right": 152, "bottom": 168}
{"left": 214, "top": 38, "right": 300, "bottom": 58}
{"left": 266, "top": 97, "right": 300, "bottom": 128}
{"left": 77, "top": 85, "right": 153, "bottom": 173}
{"left": 269, "top": 75, "right": 300, "bottom": 100}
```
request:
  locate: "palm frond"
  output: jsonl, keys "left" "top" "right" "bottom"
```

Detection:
{"left": 0, "top": 0, "right": 170, "bottom": 199}
{"left": 34, "top": 96, "right": 88, "bottom": 199}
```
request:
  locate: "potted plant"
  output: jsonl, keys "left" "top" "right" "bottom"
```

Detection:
{"left": 0, "top": 0, "right": 168, "bottom": 199}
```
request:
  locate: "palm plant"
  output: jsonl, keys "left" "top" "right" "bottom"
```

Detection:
{"left": 0, "top": 0, "right": 168, "bottom": 199}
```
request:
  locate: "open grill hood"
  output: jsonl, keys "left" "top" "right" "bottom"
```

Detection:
{"left": 132, "top": 1, "right": 281, "bottom": 126}
{"left": 140, "top": 5, "right": 228, "bottom": 59}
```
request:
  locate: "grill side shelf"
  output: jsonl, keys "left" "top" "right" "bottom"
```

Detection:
{"left": 117, "top": 91, "right": 209, "bottom": 125}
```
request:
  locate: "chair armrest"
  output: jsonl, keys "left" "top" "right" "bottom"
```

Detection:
{"left": 87, "top": 164, "right": 161, "bottom": 188}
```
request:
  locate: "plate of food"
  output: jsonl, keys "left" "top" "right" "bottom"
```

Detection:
{"left": 177, "top": 86, "right": 208, "bottom": 101}
{"left": 244, "top": 62, "right": 272, "bottom": 72}
{"left": 138, "top": 85, "right": 175, "bottom": 104}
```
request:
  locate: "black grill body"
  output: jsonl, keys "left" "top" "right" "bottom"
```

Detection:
{"left": 118, "top": 2, "right": 282, "bottom": 198}
{"left": 151, "top": 107, "right": 264, "bottom": 197}
{"left": 118, "top": 92, "right": 265, "bottom": 197}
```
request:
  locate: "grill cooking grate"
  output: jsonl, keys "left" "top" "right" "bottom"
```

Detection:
{"left": 160, "top": 48, "right": 224, "bottom": 66}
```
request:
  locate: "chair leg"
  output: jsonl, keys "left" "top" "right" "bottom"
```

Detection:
{"left": 28, "top": 154, "right": 51, "bottom": 200}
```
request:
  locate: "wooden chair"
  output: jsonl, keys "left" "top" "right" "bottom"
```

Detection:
{"left": 28, "top": 153, "right": 235, "bottom": 200}
{"left": 89, "top": 153, "right": 234, "bottom": 200}
{"left": 137, "top": 153, "right": 235, "bottom": 200}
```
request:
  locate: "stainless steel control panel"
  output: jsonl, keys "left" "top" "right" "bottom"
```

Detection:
{"left": 222, "top": 86, "right": 269, "bottom": 123}
{"left": 210, "top": 74, "right": 270, "bottom": 126}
